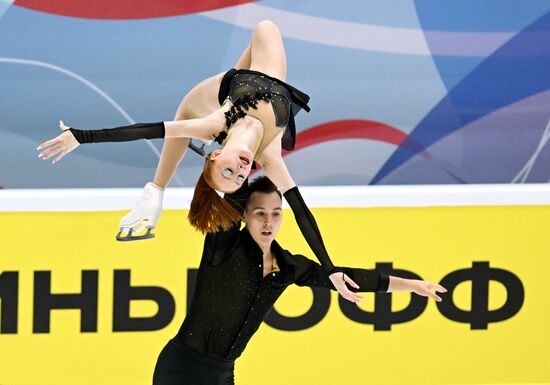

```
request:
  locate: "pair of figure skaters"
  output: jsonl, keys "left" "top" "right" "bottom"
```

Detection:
{"left": 37, "top": 20, "right": 446, "bottom": 385}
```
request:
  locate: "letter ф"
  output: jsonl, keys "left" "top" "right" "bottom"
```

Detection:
{"left": 339, "top": 263, "right": 427, "bottom": 331}
{"left": 264, "top": 287, "right": 331, "bottom": 331}
{"left": 436, "top": 261, "right": 525, "bottom": 329}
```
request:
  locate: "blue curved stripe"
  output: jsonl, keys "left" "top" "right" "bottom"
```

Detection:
{"left": 263, "top": 0, "right": 550, "bottom": 32}
{"left": 414, "top": 0, "right": 550, "bottom": 31}
{"left": 260, "top": 0, "right": 422, "bottom": 29}
{"left": 372, "top": 10, "right": 550, "bottom": 184}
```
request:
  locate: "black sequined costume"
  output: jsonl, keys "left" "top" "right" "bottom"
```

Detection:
{"left": 216, "top": 68, "right": 310, "bottom": 151}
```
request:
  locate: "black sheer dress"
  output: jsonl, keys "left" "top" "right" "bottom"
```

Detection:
{"left": 216, "top": 68, "right": 310, "bottom": 151}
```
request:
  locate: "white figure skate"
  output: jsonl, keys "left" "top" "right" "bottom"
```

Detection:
{"left": 116, "top": 182, "right": 164, "bottom": 241}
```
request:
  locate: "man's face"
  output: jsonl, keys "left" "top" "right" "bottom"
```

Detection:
{"left": 244, "top": 191, "right": 283, "bottom": 249}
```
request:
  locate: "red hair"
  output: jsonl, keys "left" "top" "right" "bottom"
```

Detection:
{"left": 188, "top": 154, "right": 242, "bottom": 233}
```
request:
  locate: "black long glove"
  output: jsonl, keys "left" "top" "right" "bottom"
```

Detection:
{"left": 68, "top": 122, "right": 165, "bottom": 144}
{"left": 283, "top": 186, "right": 343, "bottom": 275}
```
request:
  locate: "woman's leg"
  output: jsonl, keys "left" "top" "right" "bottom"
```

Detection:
{"left": 248, "top": 20, "right": 287, "bottom": 81}
{"left": 234, "top": 41, "right": 252, "bottom": 70}
{"left": 233, "top": 20, "right": 286, "bottom": 78}
{"left": 151, "top": 73, "right": 225, "bottom": 188}
{"left": 152, "top": 103, "right": 191, "bottom": 188}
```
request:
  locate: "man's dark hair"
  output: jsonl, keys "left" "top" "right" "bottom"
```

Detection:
{"left": 246, "top": 176, "right": 282, "bottom": 209}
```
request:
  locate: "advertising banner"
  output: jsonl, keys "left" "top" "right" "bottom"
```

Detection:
{"left": 1, "top": 205, "right": 548, "bottom": 385}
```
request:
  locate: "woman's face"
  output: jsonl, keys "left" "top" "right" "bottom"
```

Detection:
{"left": 209, "top": 148, "right": 254, "bottom": 192}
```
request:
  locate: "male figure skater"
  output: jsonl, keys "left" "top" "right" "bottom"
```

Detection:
{"left": 152, "top": 176, "right": 446, "bottom": 385}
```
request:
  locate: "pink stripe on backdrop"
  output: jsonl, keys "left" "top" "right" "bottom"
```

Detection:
{"left": 286, "top": 120, "right": 407, "bottom": 154}
{"left": 14, "top": 0, "right": 256, "bottom": 19}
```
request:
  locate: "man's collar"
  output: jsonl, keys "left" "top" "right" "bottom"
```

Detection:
{"left": 240, "top": 227, "right": 288, "bottom": 266}
{"left": 240, "top": 227, "right": 264, "bottom": 257}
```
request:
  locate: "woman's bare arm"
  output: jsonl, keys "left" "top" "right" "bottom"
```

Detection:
{"left": 36, "top": 112, "right": 225, "bottom": 164}
{"left": 260, "top": 133, "right": 365, "bottom": 302}
{"left": 258, "top": 131, "right": 296, "bottom": 192}
{"left": 163, "top": 104, "right": 227, "bottom": 141}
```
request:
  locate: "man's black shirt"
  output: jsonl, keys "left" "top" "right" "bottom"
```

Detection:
{"left": 174, "top": 226, "right": 389, "bottom": 360}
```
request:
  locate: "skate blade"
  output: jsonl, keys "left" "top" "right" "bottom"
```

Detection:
{"left": 116, "top": 227, "right": 155, "bottom": 242}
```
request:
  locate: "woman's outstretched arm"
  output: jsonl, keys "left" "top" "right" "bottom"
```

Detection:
{"left": 36, "top": 106, "right": 227, "bottom": 164}
{"left": 259, "top": 132, "right": 364, "bottom": 302}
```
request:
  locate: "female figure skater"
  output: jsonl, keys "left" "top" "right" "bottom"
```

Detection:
{"left": 151, "top": 176, "right": 446, "bottom": 385}
{"left": 37, "top": 20, "right": 363, "bottom": 302}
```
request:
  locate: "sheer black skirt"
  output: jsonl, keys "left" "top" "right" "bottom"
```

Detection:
{"left": 217, "top": 68, "right": 311, "bottom": 151}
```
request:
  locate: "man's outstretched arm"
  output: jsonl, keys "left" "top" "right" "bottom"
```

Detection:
{"left": 292, "top": 255, "right": 446, "bottom": 301}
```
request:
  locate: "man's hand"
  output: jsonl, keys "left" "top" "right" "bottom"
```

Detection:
{"left": 329, "top": 272, "right": 364, "bottom": 303}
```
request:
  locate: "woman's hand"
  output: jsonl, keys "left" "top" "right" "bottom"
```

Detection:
{"left": 410, "top": 279, "right": 447, "bottom": 302}
{"left": 329, "top": 272, "right": 364, "bottom": 303}
{"left": 37, "top": 120, "right": 80, "bottom": 164}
